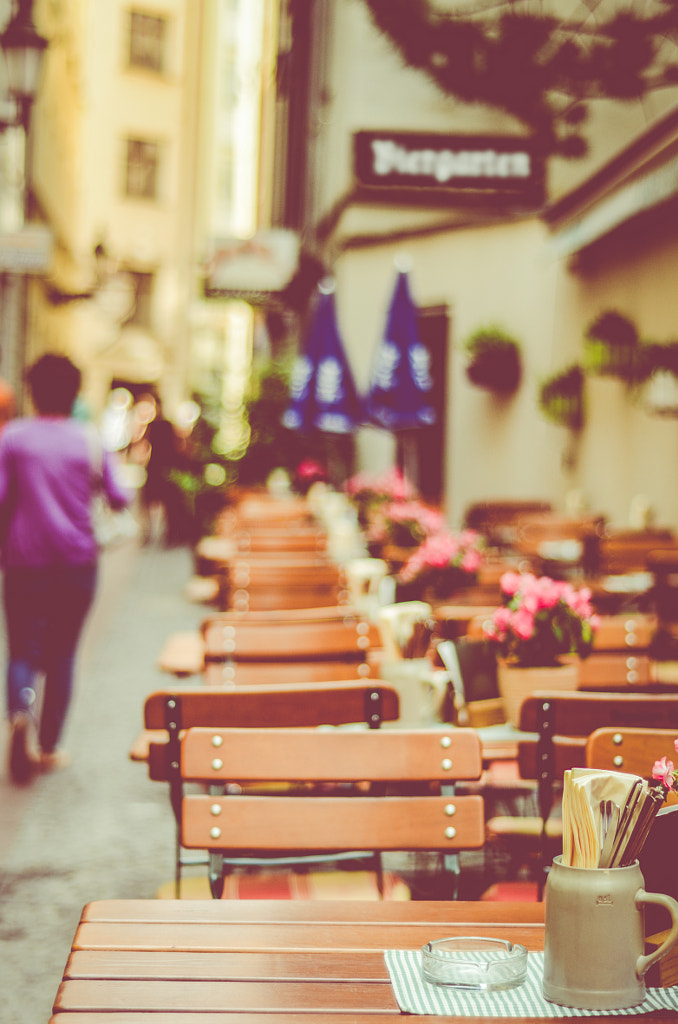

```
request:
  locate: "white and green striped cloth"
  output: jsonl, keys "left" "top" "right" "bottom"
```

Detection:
{"left": 384, "top": 950, "right": 678, "bottom": 1017}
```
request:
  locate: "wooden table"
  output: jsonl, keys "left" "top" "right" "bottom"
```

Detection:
{"left": 50, "top": 899, "right": 675, "bottom": 1022}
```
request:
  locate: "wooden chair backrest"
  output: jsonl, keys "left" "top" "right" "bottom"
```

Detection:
{"left": 143, "top": 680, "right": 401, "bottom": 783}
{"left": 227, "top": 496, "right": 315, "bottom": 525}
{"left": 201, "top": 604, "right": 367, "bottom": 624}
{"left": 513, "top": 691, "right": 678, "bottom": 891}
{"left": 577, "top": 652, "right": 653, "bottom": 691}
{"left": 591, "top": 614, "right": 657, "bottom": 651}
{"left": 586, "top": 725, "right": 678, "bottom": 780}
{"left": 203, "top": 659, "right": 378, "bottom": 686}
{"left": 180, "top": 727, "right": 485, "bottom": 855}
{"left": 231, "top": 530, "right": 328, "bottom": 554}
{"left": 513, "top": 513, "right": 605, "bottom": 557}
{"left": 224, "top": 558, "right": 348, "bottom": 612}
{"left": 518, "top": 690, "right": 678, "bottom": 779}
{"left": 597, "top": 528, "right": 674, "bottom": 575}
{"left": 201, "top": 615, "right": 380, "bottom": 662}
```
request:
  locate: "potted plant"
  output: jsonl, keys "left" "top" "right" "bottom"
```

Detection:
{"left": 483, "top": 571, "right": 598, "bottom": 724}
{"left": 463, "top": 326, "right": 522, "bottom": 393}
{"left": 343, "top": 468, "right": 417, "bottom": 529}
{"left": 396, "top": 528, "right": 485, "bottom": 601}
{"left": 539, "top": 364, "right": 585, "bottom": 430}
{"left": 584, "top": 310, "right": 639, "bottom": 380}
{"left": 367, "top": 499, "right": 446, "bottom": 551}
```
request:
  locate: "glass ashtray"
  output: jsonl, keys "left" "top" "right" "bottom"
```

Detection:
{"left": 420, "top": 937, "right": 528, "bottom": 991}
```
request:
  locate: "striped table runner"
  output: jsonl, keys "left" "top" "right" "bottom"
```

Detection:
{"left": 384, "top": 950, "right": 678, "bottom": 1017}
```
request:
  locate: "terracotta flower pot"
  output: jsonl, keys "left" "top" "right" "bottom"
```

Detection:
{"left": 497, "top": 658, "right": 579, "bottom": 727}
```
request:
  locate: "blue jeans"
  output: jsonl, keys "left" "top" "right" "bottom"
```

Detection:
{"left": 4, "top": 563, "right": 97, "bottom": 753}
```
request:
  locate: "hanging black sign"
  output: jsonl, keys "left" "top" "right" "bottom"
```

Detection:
{"left": 354, "top": 130, "right": 543, "bottom": 201}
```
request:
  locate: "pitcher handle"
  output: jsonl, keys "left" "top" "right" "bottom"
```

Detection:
{"left": 635, "top": 889, "right": 678, "bottom": 978}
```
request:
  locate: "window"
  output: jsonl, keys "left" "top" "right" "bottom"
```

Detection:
{"left": 129, "top": 12, "right": 166, "bottom": 73}
{"left": 125, "top": 138, "right": 159, "bottom": 199}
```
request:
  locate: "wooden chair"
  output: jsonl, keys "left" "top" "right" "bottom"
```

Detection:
{"left": 577, "top": 613, "right": 657, "bottom": 691}
{"left": 484, "top": 691, "right": 678, "bottom": 899}
{"left": 586, "top": 725, "right": 678, "bottom": 796}
{"left": 158, "top": 606, "right": 381, "bottom": 681}
{"left": 597, "top": 527, "right": 675, "bottom": 576}
{"left": 222, "top": 557, "right": 348, "bottom": 612}
{"left": 179, "top": 726, "right": 485, "bottom": 899}
{"left": 139, "top": 680, "right": 401, "bottom": 897}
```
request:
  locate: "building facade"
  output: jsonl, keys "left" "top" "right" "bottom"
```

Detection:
{"left": 272, "top": 0, "right": 678, "bottom": 531}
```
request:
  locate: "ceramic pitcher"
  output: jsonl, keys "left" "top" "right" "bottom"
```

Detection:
{"left": 543, "top": 856, "right": 678, "bottom": 1010}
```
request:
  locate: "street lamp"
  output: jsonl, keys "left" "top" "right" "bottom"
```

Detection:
{"left": 0, "top": 0, "right": 48, "bottom": 133}
{"left": 0, "top": 0, "right": 48, "bottom": 409}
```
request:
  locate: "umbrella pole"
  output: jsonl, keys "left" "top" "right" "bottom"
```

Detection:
{"left": 400, "top": 431, "right": 418, "bottom": 490}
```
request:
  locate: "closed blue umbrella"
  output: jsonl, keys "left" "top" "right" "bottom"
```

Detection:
{"left": 282, "top": 280, "right": 363, "bottom": 434}
{"left": 366, "top": 270, "right": 435, "bottom": 430}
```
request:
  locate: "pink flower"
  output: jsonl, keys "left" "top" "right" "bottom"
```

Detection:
{"left": 511, "top": 607, "right": 535, "bottom": 640}
{"left": 483, "top": 571, "right": 598, "bottom": 667}
{"left": 652, "top": 756, "right": 676, "bottom": 789}
{"left": 500, "top": 571, "right": 523, "bottom": 597}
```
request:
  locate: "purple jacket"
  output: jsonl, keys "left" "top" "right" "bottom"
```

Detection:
{"left": 0, "top": 417, "right": 132, "bottom": 567}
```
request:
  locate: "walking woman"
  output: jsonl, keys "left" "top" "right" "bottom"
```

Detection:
{"left": 0, "top": 354, "right": 131, "bottom": 783}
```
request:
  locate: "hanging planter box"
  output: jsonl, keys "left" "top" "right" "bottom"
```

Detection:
{"left": 583, "top": 311, "right": 639, "bottom": 381}
{"left": 643, "top": 370, "right": 678, "bottom": 416}
{"left": 463, "top": 327, "right": 522, "bottom": 394}
{"left": 539, "top": 364, "right": 585, "bottom": 430}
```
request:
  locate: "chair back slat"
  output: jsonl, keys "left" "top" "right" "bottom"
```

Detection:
{"left": 202, "top": 616, "right": 380, "bottom": 662}
{"left": 519, "top": 690, "right": 678, "bottom": 737}
{"left": 182, "top": 793, "right": 486, "bottom": 853}
{"left": 203, "top": 660, "right": 377, "bottom": 685}
{"left": 181, "top": 726, "right": 482, "bottom": 782}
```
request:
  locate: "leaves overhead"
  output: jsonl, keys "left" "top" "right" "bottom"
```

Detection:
{"left": 362, "top": 0, "right": 678, "bottom": 156}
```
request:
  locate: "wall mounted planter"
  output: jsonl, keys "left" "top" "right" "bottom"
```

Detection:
{"left": 539, "top": 364, "right": 585, "bottom": 430}
{"left": 583, "top": 311, "right": 639, "bottom": 381}
{"left": 463, "top": 328, "right": 522, "bottom": 394}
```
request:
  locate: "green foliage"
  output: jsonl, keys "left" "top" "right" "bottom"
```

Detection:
{"left": 539, "top": 364, "right": 585, "bottom": 430}
{"left": 584, "top": 311, "right": 639, "bottom": 379}
{"left": 362, "top": 0, "right": 678, "bottom": 157}
{"left": 463, "top": 326, "right": 522, "bottom": 392}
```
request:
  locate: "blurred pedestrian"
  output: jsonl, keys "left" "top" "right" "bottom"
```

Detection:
{"left": 137, "top": 394, "right": 185, "bottom": 545}
{"left": 0, "top": 354, "right": 132, "bottom": 783}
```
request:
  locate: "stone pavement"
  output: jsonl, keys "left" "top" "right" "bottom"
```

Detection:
{"left": 0, "top": 540, "right": 206, "bottom": 1024}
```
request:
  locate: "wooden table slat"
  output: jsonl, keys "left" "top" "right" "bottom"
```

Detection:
{"left": 72, "top": 920, "right": 544, "bottom": 953}
{"left": 79, "top": 898, "right": 545, "bottom": 925}
{"left": 50, "top": 900, "right": 676, "bottom": 1023}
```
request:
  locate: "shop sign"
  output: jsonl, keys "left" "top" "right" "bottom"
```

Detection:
{"left": 204, "top": 229, "right": 300, "bottom": 301}
{"left": 354, "top": 130, "right": 543, "bottom": 200}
